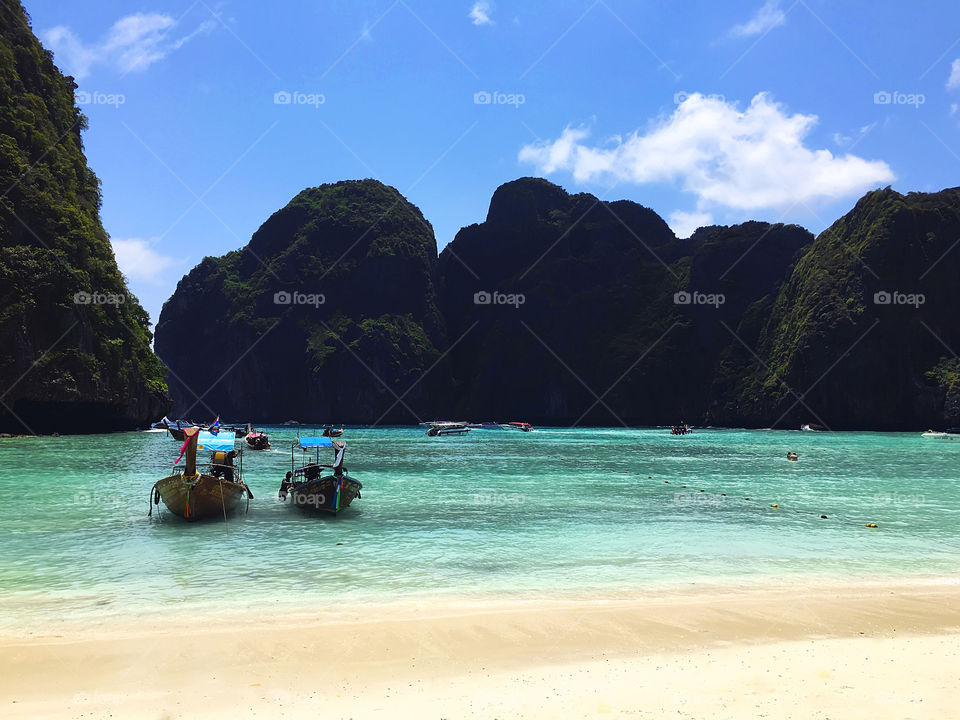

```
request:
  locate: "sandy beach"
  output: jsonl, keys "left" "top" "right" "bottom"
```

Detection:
{"left": 2, "top": 580, "right": 959, "bottom": 719}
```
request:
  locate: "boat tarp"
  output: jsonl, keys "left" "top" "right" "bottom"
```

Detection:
{"left": 299, "top": 436, "right": 334, "bottom": 449}
{"left": 197, "top": 432, "right": 234, "bottom": 452}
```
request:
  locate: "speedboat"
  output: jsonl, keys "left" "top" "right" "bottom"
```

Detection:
{"left": 468, "top": 422, "right": 502, "bottom": 430}
{"left": 500, "top": 422, "right": 533, "bottom": 432}
{"left": 424, "top": 421, "right": 471, "bottom": 437}
{"left": 921, "top": 428, "right": 960, "bottom": 440}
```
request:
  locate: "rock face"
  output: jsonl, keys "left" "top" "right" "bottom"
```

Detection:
{"left": 156, "top": 176, "right": 960, "bottom": 430}
{"left": 437, "top": 178, "right": 812, "bottom": 425}
{"left": 155, "top": 180, "right": 448, "bottom": 423}
{"left": 730, "top": 187, "right": 960, "bottom": 429}
{"left": 0, "top": 1, "right": 170, "bottom": 434}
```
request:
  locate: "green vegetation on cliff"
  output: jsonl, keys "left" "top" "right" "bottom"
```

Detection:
{"left": 0, "top": 0, "right": 170, "bottom": 433}
{"left": 155, "top": 180, "right": 447, "bottom": 423}
{"left": 738, "top": 187, "right": 960, "bottom": 428}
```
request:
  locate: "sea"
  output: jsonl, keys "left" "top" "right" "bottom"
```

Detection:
{"left": 0, "top": 426, "right": 958, "bottom": 632}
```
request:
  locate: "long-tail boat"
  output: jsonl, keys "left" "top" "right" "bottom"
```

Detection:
{"left": 150, "top": 427, "right": 253, "bottom": 521}
{"left": 279, "top": 435, "right": 362, "bottom": 515}
{"left": 321, "top": 425, "right": 344, "bottom": 438}
{"left": 243, "top": 423, "right": 271, "bottom": 450}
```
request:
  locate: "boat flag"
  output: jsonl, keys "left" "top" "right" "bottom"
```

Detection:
{"left": 210, "top": 416, "right": 220, "bottom": 434}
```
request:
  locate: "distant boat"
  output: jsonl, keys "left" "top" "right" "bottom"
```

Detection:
{"left": 321, "top": 425, "right": 344, "bottom": 438}
{"left": 424, "top": 421, "right": 471, "bottom": 437}
{"left": 921, "top": 428, "right": 960, "bottom": 441}
{"left": 150, "top": 428, "right": 252, "bottom": 521}
{"left": 468, "top": 422, "right": 502, "bottom": 430}
{"left": 500, "top": 422, "right": 534, "bottom": 432}
{"left": 244, "top": 423, "right": 271, "bottom": 450}
{"left": 801, "top": 423, "right": 826, "bottom": 432}
{"left": 162, "top": 418, "right": 198, "bottom": 441}
{"left": 279, "top": 435, "right": 362, "bottom": 514}
{"left": 670, "top": 423, "right": 691, "bottom": 435}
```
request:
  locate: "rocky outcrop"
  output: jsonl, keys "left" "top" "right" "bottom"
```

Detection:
{"left": 155, "top": 180, "right": 448, "bottom": 423}
{"left": 0, "top": 0, "right": 170, "bottom": 433}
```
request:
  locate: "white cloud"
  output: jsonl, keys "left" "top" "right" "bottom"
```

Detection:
{"left": 730, "top": 0, "right": 786, "bottom": 37}
{"left": 518, "top": 92, "right": 895, "bottom": 213}
{"left": 43, "top": 12, "right": 212, "bottom": 79}
{"left": 948, "top": 59, "right": 960, "bottom": 91}
{"left": 669, "top": 210, "right": 714, "bottom": 238}
{"left": 112, "top": 238, "right": 179, "bottom": 284}
{"left": 469, "top": 1, "right": 493, "bottom": 26}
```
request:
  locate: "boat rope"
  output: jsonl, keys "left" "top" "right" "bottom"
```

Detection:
{"left": 147, "top": 482, "right": 160, "bottom": 517}
{"left": 220, "top": 481, "right": 227, "bottom": 525}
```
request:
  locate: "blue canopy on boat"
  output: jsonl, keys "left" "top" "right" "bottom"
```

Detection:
{"left": 298, "top": 436, "right": 334, "bottom": 449}
{"left": 197, "top": 431, "right": 235, "bottom": 452}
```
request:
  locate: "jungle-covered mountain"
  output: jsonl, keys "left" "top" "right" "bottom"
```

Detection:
{"left": 157, "top": 176, "right": 960, "bottom": 429}
{"left": 157, "top": 178, "right": 960, "bottom": 429}
{"left": 0, "top": 0, "right": 170, "bottom": 434}
{"left": 154, "top": 180, "right": 448, "bottom": 423}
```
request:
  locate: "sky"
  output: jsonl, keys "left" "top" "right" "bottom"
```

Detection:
{"left": 22, "top": 0, "right": 960, "bottom": 329}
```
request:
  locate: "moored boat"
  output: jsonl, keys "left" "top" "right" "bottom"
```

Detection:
{"left": 500, "top": 421, "right": 534, "bottom": 432}
{"left": 279, "top": 435, "right": 362, "bottom": 514}
{"left": 424, "top": 421, "right": 471, "bottom": 437}
{"left": 150, "top": 428, "right": 252, "bottom": 521}
{"left": 322, "top": 425, "right": 344, "bottom": 438}
{"left": 921, "top": 428, "right": 960, "bottom": 440}
{"left": 244, "top": 423, "right": 271, "bottom": 450}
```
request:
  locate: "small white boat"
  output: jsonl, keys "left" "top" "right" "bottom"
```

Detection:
{"left": 500, "top": 422, "right": 534, "bottom": 432}
{"left": 921, "top": 429, "right": 960, "bottom": 440}
{"left": 424, "top": 421, "right": 471, "bottom": 437}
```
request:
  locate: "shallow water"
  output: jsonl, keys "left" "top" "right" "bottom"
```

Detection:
{"left": 0, "top": 427, "right": 958, "bottom": 630}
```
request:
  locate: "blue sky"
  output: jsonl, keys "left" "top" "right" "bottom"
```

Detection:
{"left": 25, "top": 0, "right": 960, "bottom": 328}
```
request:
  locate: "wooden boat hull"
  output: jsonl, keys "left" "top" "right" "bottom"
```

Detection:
{"left": 245, "top": 434, "right": 270, "bottom": 450}
{"left": 288, "top": 475, "right": 362, "bottom": 514}
{"left": 167, "top": 427, "right": 186, "bottom": 441}
{"left": 153, "top": 473, "right": 251, "bottom": 521}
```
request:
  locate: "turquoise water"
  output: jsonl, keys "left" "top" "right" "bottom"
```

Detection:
{"left": 0, "top": 427, "right": 958, "bottom": 631}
